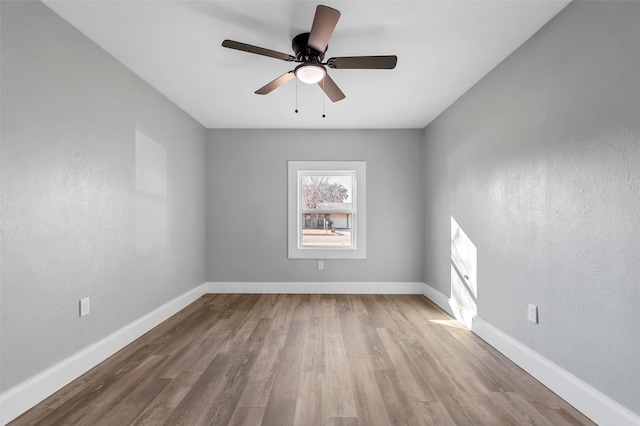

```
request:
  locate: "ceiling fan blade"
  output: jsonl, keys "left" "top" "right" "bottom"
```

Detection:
{"left": 255, "top": 71, "right": 295, "bottom": 95}
{"left": 308, "top": 5, "right": 340, "bottom": 53}
{"left": 328, "top": 55, "right": 398, "bottom": 69}
{"left": 318, "top": 74, "right": 345, "bottom": 102}
{"left": 222, "top": 39, "right": 295, "bottom": 62}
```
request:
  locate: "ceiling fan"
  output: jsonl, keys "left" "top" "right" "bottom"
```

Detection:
{"left": 222, "top": 5, "right": 397, "bottom": 102}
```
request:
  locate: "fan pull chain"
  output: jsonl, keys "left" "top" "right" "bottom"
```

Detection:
{"left": 295, "top": 78, "right": 299, "bottom": 113}
{"left": 322, "top": 78, "right": 326, "bottom": 118}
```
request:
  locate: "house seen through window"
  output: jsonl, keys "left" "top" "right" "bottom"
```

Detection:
{"left": 288, "top": 161, "right": 366, "bottom": 259}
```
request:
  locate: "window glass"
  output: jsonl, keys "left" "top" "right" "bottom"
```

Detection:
{"left": 299, "top": 173, "right": 355, "bottom": 248}
{"left": 288, "top": 161, "right": 366, "bottom": 259}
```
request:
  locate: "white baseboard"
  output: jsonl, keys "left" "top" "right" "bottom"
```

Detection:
{"left": 422, "top": 283, "right": 640, "bottom": 426}
{"left": 206, "top": 281, "right": 425, "bottom": 294}
{"left": 421, "top": 282, "right": 455, "bottom": 316}
{"left": 0, "top": 283, "right": 209, "bottom": 425}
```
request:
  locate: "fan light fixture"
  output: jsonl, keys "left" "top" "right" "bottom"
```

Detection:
{"left": 295, "top": 63, "right": 326, "bottom": 84}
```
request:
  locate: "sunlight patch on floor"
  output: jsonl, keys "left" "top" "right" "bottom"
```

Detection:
{"left": 428, "top": 319, "right": 469, "bottom": 330}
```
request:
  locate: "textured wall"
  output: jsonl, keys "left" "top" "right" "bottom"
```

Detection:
{"left": 423, "top": 0, "right": 640, "bottom": 414}
{"left": 1, "top": 1, "right": 207, "bottom": 391}
{"left": 207, "top": 129, "right": 425, "bottom": 283}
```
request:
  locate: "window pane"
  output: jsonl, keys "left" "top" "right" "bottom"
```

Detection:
{"left": 301, "top": 213, "right": 353, "bottom": 247}
{"left": 300, "top": 174, "right": 353, "bottom": 211}
{"left": 299, "top": 173, "right": 354, "bottom": 248}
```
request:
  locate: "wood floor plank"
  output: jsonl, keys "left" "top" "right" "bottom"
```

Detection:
{"left": 194, "top": 374, "right": 250, "bottom": 426}
{"left": 360, "top": 294, "right": 396, "bottom": 329}
{"left": 376, "top": 328, "right": 440, "bottom": 402}
{"left": 10, "top": 294, "right": 595, "bottom": 426}
{"left": 245, "top": 294, "right": 280, "bottom": 320}
{"left": 324, "top": 334, "right": 356, "bottom": 417}
{"left": 151, "top": 300, "right": 222, "bottom": 357}
{"left": 399, "top": 334, "right": 467, "bottom": 396}
{"left": 440, "top": 351, "right": 512, "bottom": 395}
{"left": 159, "top": 336, "right": 219, "bottom": 379}
{"left": 414, "top": 401, "right": 457, "bottom": 426}
{"left": 310, "top": 294, "right": 325, "bottom": 317}
{"left": 374, "top": 368, "right": 422, "bottom": 425}
{"left": 269, "top": 294, "right": 300, "bottom": 334}
{"left": 227, "top": 318, "right": 272, "bottom": 377}
{"left": 537, "top": 407, "right": 596, "bottom": 425}
{"left": 323, "top": 333, "right": 357, "bottom": 418}
{"left": 236, "top": 377, "right": 275, "bottom": 409}
{"left": 469, "top": 391, "right": 538, "bottom": 425}
{"left": 236, "top": 328, "right": 288, "bottom": 408}
{"left": 291, "top": 294, "right": 312, "bottom": 323}
{"left": 261, "top": 319, "right": 306, "bottom": 425}
{"left": 358, "top": 319, "right": 395, "bottom": 370}
{"left": 131, "top": 371, "right": 201, "bottom": 425}
{"left": 215, "top": 294, "right": 255, "bottom": 319}
{"left": 161, "top": 354, "right": 235, "bottom": 425}
{"left": 213, "top": 295, "right": 264, "bottom": 354}
{"left": 293, "top": 373, "right": 324, "bottom": 426}
{"left": 228, "top": 406, "right": 265, "bottom": 426}
{"left": 349, "top": 295, "right": 370, "bottom": 318}
{"left": 392, "top": 295, "right": 459, "bottom": 359}
{"left": 347, "top": 359, "right": 393, "bottom": 426}
{"left": 93, "top": 377, "right": 171, "bottom": 425}
{"left": 246, "top": 328, "right": 288, "bottom": 381}
{"left": 335, "top": 295, "right": 370, "bottom": 359}
{"left": 320, "top": 295, "right": 342, "bottom": 334}
{"left": 379, "top": 294, "right": 433, "bottom": 341}
{"left": 326, "top": 417, "right": 359, "bottom": 426}
{"left": 490, "top": 391, "right": 554, "bottom": 426}
{"left": 323, "top": 372, "right": 357, "bottom": 420}
{"left": 302, "top": 316, "right": 325, "bottom": 373}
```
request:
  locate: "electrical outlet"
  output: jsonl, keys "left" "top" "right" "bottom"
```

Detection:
{"left": 80, "top": 297, "right": 90, "bottom": 317}
{"left": 317, "top": 261, "right": 324, "bottom": 270}
{"left": 527, "top": 303, "right": 538, "bottom": 324}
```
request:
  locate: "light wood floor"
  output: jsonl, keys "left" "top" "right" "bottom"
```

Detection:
{"left": 11, "top": 294, "right": 594, "bottom": 425}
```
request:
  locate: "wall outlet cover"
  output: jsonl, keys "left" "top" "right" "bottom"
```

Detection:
{"left": 527, "top": 303, "right": 538, "bottom": 324}
{"left": 80, "top": 297, "right": 90, "bottom": 317}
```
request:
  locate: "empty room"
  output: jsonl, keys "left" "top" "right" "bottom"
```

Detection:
{"left": 1, "top": 0, "right": 638, "bottom": 425}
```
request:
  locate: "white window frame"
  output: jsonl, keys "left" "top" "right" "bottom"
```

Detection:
{"left": 288, "top": 161, "right": 366, "bottom": 259}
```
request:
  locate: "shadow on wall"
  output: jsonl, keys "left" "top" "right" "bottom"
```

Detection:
{"left": 450, "top": 216, "right": 477, "bottom": 328}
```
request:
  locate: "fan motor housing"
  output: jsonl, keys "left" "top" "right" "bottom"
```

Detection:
{"left": 292, "top": 32, "right": 325, "bottom": 61}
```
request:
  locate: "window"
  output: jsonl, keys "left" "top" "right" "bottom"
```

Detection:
{"left": 288, "top": 161, "right": 366, "bottom": 259}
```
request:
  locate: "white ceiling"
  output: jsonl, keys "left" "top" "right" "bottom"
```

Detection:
{"left": 42, "top": 0, "right": 570, "bottom": 129}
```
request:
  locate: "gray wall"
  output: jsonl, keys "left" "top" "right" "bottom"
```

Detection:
{"left": 1, "top": 1, "right": 207, "bottom": 392}
{"left": 423, "top": 0, "right": 639, "bottom": 414}
{"left": 207, "top": 129, "right": 424, "bottom": 283}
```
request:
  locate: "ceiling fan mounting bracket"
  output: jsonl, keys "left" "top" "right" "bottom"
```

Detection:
{"left": 292, "top": 32, "right": 325, "bottom": 63}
